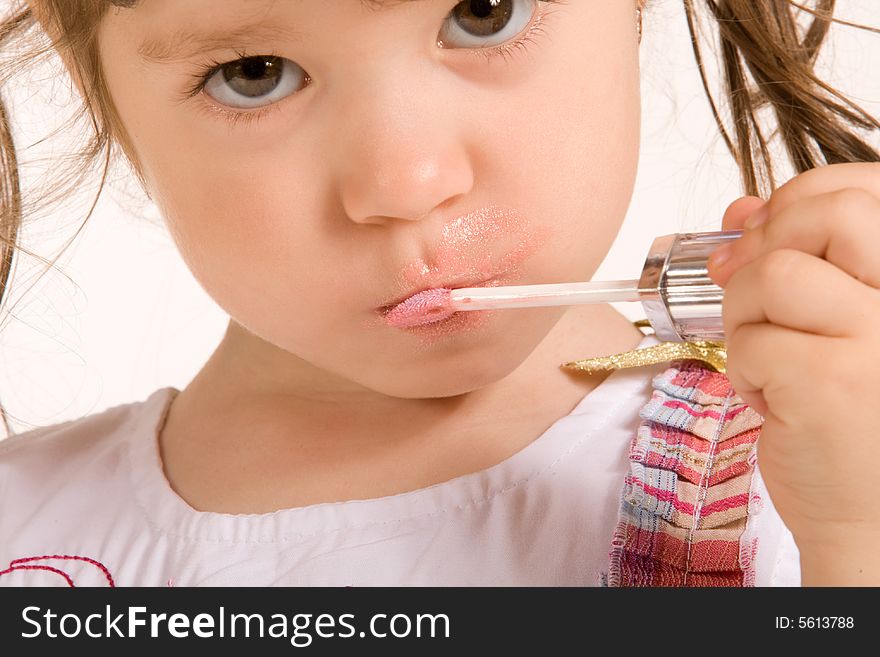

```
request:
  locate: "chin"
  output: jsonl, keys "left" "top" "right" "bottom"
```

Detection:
{"left": 364, "top": 351, "right": 527, "bottom": 400}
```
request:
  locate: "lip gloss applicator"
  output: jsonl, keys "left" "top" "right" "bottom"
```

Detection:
{"left": 386, "top": 230, "right": 743, "bottom": 371}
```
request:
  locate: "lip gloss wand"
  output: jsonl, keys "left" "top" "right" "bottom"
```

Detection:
{"left": 388, "top": 231, "right": 742, "bottom": 372}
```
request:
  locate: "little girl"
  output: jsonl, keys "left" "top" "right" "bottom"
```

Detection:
{"left": 0, "top": 0, "right": 878, "bottom": 587}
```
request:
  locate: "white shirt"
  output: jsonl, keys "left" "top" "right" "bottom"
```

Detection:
{"left": 0, "top": 335, "right": 800, "bottom": 586}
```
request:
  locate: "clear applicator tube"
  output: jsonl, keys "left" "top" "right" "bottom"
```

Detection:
{"left": 450, "top": 230, "right": 743, "bottom": 342}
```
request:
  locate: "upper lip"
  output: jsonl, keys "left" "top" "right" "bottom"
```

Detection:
{"left": 377, "top": 273, "right": 503, "bottom": 314}
{"left": 375, "top": 204, "right": 535, "bottom": 314}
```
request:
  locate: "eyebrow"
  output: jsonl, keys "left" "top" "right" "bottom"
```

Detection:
{"left": 138, "top": 23, "right": 303, "bottom": 64}
{"left": 135, "top": 0, "right": 430, "bottom": 65}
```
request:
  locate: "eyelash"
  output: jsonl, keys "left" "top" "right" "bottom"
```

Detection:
{"left": 182, "top": 0, "right": 563, "bottom": 129}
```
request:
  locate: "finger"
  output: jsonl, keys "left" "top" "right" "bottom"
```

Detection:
{"left": 721, "top": 196, "right": 766, "bottom": 232}
{"left": 710, "top": 187, "right": 880, "bottom": 289}
{"left": 763, "top": 162, "right": 880, "bottom": 218}
{"left": 725, "top": 322, "right": 845, "bottom": 433}
{"left": 722, "top": 248, "right": 876, "bottom": 340}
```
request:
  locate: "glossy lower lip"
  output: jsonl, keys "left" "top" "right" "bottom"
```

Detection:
{"left": 377, "top": 274, "right": 506, "bottom": 336}
{"left": 376, "top": 275, "right": 499, "bottom": 315}
{"left": 394, "top": 304, "right": 488, "bottom": 335}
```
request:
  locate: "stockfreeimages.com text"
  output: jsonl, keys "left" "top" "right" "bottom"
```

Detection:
{"left": 21, "top": 605, "right": 450, "bottom": 646}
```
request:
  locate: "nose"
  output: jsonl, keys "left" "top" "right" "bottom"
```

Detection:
{"left": 335, "top": 84, "right": 475, "bottom": 226}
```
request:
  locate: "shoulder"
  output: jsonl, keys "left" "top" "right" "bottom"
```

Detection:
{"left": 1, "top": 390, "right": 163, "bottom": 474}
{"left": 0, "top": 388, "right": 176, "bottom": 526}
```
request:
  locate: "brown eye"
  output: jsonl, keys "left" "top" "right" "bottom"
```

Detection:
{"left": 438, "top": 0, "right": 536, "bottom": 49}
{"left": 203, "top": 55, "right": 308, "bottom": 109}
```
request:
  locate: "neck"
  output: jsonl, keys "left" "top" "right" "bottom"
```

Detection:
{"left": 157, "top": 304, "right": 646, "bottom": 513}
{"left": 194, "top": 303, "right": 644, "bottom": 421}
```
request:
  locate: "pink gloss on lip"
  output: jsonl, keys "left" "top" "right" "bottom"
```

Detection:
{"left": 375, "top": 205, "right": 551, "bottom": 339}
{"left": 383, "top": 288, "right": 453, "bottom": 328}
{"left": 389, "top": 206, "right": 550, "bottom": 302}
{"left": 400, "top": 212, "right": 506, "bottom": 286}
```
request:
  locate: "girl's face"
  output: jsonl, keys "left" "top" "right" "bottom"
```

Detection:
{"left": 98, "top": 0, "right": 641, "bottom": 398}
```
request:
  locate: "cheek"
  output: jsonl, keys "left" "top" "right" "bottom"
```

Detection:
{"left": 153, "top": 159, "right": 330, "bottom": 308}
{"left": 500, "top": 44, "right": 640, "bottom": 282}
{"left": 549, "top": 19, "right": 641, "bottom": 207}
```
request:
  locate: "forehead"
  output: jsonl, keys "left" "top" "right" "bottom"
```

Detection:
{"left": 117, "top": 0, "right": 438, "bottom": 65}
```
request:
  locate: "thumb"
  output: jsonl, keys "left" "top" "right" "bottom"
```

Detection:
{"left": 721, "top": 196, "right": 766, "bottom": 232}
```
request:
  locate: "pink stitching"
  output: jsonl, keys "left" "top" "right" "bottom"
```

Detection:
{"left": 0, "top": 564, "right": 75, "bottom": 587}
{"left": 2, "top": 554, "right": 116, "bottom": 587}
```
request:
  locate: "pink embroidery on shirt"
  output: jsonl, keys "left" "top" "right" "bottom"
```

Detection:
{"left": 1, "top": 564, "right": 76, "bottom": 587}
{"left": 0, "top": 554, "right": 116, "bottom": 587}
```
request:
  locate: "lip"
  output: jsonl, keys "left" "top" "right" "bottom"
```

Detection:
{"left": 376, "top": 274, "right": 503, "bottom": 315}
{"left": 374, "top": 205, "right": 547, "bottom": 317}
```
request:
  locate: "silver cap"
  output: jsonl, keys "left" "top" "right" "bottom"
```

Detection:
{"left": 637, "top": 230, "right": 743, "bottom": 342}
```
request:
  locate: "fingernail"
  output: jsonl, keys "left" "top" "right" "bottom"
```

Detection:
{"left": 709, "top": 244, "right": 733, "bottom": 269}
{"left": 744, "top": 205, "right": 770, "bottom": 230}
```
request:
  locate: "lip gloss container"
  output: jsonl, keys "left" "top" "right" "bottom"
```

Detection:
{"left": 442, "top": 230, "right": 744, "bottom": 342}
{"left": 636, "top": 230, "right": 743, "bottom": 342}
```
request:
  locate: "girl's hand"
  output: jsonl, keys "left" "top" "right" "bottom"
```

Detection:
{"left": 707, "top": 162, "right": 880, "bottom": 585}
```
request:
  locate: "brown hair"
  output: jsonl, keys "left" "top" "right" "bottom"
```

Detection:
{"left": 0, "top": 0, "right": 878, "bottom": 436}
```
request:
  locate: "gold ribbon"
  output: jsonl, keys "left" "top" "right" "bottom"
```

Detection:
{"left": 561, "top": 319, "right": 729, "bottom": 375}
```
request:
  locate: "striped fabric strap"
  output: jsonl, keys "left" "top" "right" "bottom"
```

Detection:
{"left": 603, "top": 358, "right": 765, "bottom": 587}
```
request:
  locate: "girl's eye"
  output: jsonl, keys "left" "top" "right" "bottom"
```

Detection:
{"left": 199, "top": 55, "right": 308, "bottom": 110}
{"left": 438, "top": 0, "right": 549, "bottom": 60}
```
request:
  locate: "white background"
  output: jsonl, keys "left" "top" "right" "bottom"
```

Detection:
{"left": 2, "top": 0, "right": 879, "bottom": 436}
